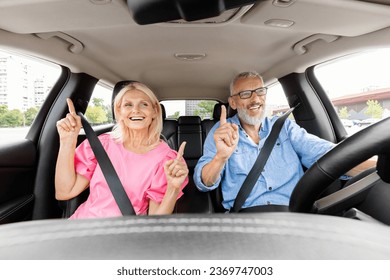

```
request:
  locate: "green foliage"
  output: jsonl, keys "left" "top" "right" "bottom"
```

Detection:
{"left": 106, "top": 109, "right": 113, "bottom": 124}
{"left": 91, "top": 97, "right": 105, "bottom": 108}
{"left": 85, "top": 106, "right": 108, "bottom": 124}
{"left": 194, "top": 100, "right": 217, "bottom": 119}
{"left": 24, "top": 107, "right": 39, "bottom": 126}
{"left": 0, "top": 109, "right": 24, "bottom": 127}
{"left": 0, "top": 105, "right": 38, "bottom": 127}
{"left": 0, "top": 105, "right": 8, "bottom": 115}
{"left": 168, "top": 111, "right": 180, "bottom": 119}
{"left": 365, "top": 99, "right": 383, "bottom": 119}
{"left": 92, "top": 97, "right": 114, "bottom": 124}
{"left": 338, "top": 106, "right": 350, "bottom": 119}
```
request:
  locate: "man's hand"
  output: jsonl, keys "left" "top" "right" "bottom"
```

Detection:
{"left": 213, "top": 105, "right": 239, "bottom": 161}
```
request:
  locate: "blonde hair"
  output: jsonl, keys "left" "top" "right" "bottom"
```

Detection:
{"left": 111, "top": 82, "right": 162, "bottom": 145}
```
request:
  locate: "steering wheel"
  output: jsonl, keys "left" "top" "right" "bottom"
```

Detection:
{"left": 289, "top": 117, "right": 390, "bottom": 213}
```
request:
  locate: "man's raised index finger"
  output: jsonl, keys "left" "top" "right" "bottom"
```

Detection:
{"left": 66, "top": 98, "right": 76, "bottom": 114}
{"left": 220, "top": 105, "right": 227, "bottom": 125}
{"left": 177, "top": 141, "right": 186, "bottom": 159}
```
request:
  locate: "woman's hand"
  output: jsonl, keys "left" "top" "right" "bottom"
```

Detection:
{"left": 56, "top": 98, "right": 82, "bottom": 143}
{"left": 164, "top": 141, "right": 189, "bottom": 190}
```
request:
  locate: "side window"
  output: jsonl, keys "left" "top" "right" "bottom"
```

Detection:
{"left": 160, "top": 100, "right": 219, "bottom": 119}
{"left": 0, "top": 49, "right": 61, "bottom": 144}
{"left": 265, "top": 81, "right": 292, "bottom": 118}
{"left": 314, "top": 48, "right": 390, "bottom": 135}
{"left": 86, "top": 81, "right": 113, "bottom": 126}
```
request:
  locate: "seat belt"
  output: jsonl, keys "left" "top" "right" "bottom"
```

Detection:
{"left": 230, "top": 105, "right": 297, "bottom": 213}
{"left": 78, "top": 112, "right": 136, "bottom": 216}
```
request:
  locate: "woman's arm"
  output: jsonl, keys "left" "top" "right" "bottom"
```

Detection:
{"left": 55, "top": 98, "right": 89, "bottom": 200}
{"left": 148, "top": 142, "right": 188, "bottom": 215}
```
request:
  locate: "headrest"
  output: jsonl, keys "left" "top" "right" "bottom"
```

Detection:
{"left": 212, "top": 103, "right": 222, "bottom": 120}
{"left": 214, "top": 103, "right": 236, "bottom": 119}
{"left": 111, "top": 80, "right": 138, "bottom": 120}
{"left": 178, "top": 116, "right": 201, "bottom": 125}
{"left": 112, "top": 80, "right": 137, "bottom": 101}
{"left": 160, "top": 103, "right": 166, "bottom": 119}
{"left": 227, "top": 104, "right": 237, "bottom": 118}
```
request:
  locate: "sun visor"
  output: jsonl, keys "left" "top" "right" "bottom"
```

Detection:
{"left": 127, "top": 0, "right": 259, "bottom": 25}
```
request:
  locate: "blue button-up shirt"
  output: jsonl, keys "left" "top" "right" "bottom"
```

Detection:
{"left": 194, "top": 114, "right": 335, "bottom": 210}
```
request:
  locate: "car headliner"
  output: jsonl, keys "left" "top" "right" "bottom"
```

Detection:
{"left": 0, "top": 0, "right": 390, "bottom": 101}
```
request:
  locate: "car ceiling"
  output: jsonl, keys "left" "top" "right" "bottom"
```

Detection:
{"left": 0, "top": 0, "right": 390, "bottom": 101}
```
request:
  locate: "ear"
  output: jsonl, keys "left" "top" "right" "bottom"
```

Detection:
{"left": 228, "top": 96, "right": 237, "bottom": 110}
{"left": 153, "top": 103, "right": 159, "bottom": 118}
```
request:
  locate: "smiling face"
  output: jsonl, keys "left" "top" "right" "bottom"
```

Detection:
{"left": 228, "top": 76, "right": 267, "bottom": 126}
{"left": 118, "top": 89, "right": 157, "bottom": 131}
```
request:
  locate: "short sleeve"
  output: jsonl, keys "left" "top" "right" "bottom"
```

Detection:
{"left": 145, "top": 149, "right": 188, "bottom": 203}
{"left": 74, "top": 139, "right": 97, "bottom": 181}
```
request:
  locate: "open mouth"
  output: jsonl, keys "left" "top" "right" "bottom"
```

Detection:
{"left": 129, "top": 117, "right": 145, "bottom": 121}
{"left": 248, "top": 104, "right": 262, "bottom": 111}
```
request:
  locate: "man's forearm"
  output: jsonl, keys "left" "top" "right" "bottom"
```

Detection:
{"left": 201, "top": 155, "right": 227, "bottom": 187}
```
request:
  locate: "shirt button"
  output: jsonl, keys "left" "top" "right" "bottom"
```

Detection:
{"left": 268, "top": 187, "right": 272, "bottom": 191}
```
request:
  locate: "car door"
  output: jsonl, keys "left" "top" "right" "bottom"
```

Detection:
{"left": 0, "top": 50, "right": 63, "bottom": 223}
{"left": 0, "top": 49, "right": 101, "bottom": 223}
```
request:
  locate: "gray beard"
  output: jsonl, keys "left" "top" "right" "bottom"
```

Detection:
{"left": 236, "top": 106, "right": 266, "bottom": 126}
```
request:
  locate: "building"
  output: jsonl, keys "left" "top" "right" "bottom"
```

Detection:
{"left": 271, "top": 87, "right": 390, "bottom": 120}
{"left": 0, "top": 52, "right": 54, "bottom": 111}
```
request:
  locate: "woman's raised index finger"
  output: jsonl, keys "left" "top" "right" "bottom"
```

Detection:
{"left": 176, "top": 141, "right": 186, "bottom": 159}
{"left": 220, "top": 105, "right": 227, "bottom": 125}
{"left": 66, "top": 98, "right": 76, "bottom": 114}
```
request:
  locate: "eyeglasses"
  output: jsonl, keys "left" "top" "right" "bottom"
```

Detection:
{"left": 231, "top": 87, "right": 268, "bottom": 99}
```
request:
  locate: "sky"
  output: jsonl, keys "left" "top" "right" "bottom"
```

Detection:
{"left": 315, "top": 48, "right": 390, "bottom": 98}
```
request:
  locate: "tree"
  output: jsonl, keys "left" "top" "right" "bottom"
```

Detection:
{"left": 365, "top": 99, "right": 383, "bottom": 119}
{"left": 91, "top": 97, "right": 105, "bottom": 108}
{"left": 194, "top": 100, "right": 217, "bottom": 119}
{"left": 24, "top": 107, "right": 39, "bottom": 126}
{"left": 0, "top": 105, "right": 8, "bottom": 115}
{"left": 168, "top": 111, "right": 180, "bottom": 119}
{"left": 86, "top": 106, "right": 108, "bottom": 124}
{"left": 105, "top": 107, "right": 113, "bottom": 124}
{"left": 338, "top": 106, "right": 350, "bottom": 119}
{"left": 0, "top": 109, "right": 24, "bottom": 127}
{"left": 91, "top": 98, "right": 113, "bottom": 123}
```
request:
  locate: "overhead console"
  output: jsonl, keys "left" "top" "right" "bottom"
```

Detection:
{"left": 127, "top": 0, "right": 259, "bottom": 25}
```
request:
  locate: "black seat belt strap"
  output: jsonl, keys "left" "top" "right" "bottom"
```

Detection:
{"left": 230, "top": 106, "right": 297, "bottom": 213}
{"left": 78, "top": 112, "right": 136, "bottom": 215}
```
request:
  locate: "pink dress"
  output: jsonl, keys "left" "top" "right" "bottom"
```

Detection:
{"left": 69, "top": 134, "right": 188, "bottom": 219}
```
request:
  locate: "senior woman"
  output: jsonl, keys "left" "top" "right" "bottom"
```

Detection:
{"left": 55, "top": 82, "right": 188, "bottom": 218}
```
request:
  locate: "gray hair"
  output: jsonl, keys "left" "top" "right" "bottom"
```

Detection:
{"left": 229, "top": 71, "right": 264, "bottom": 96}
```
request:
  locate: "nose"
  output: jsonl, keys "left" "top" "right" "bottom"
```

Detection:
{"left": 250, "top": 91, "right": 264, "bottom": 102}
{"left": 129, "top": 104, "right": 141, "bottom": 113}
